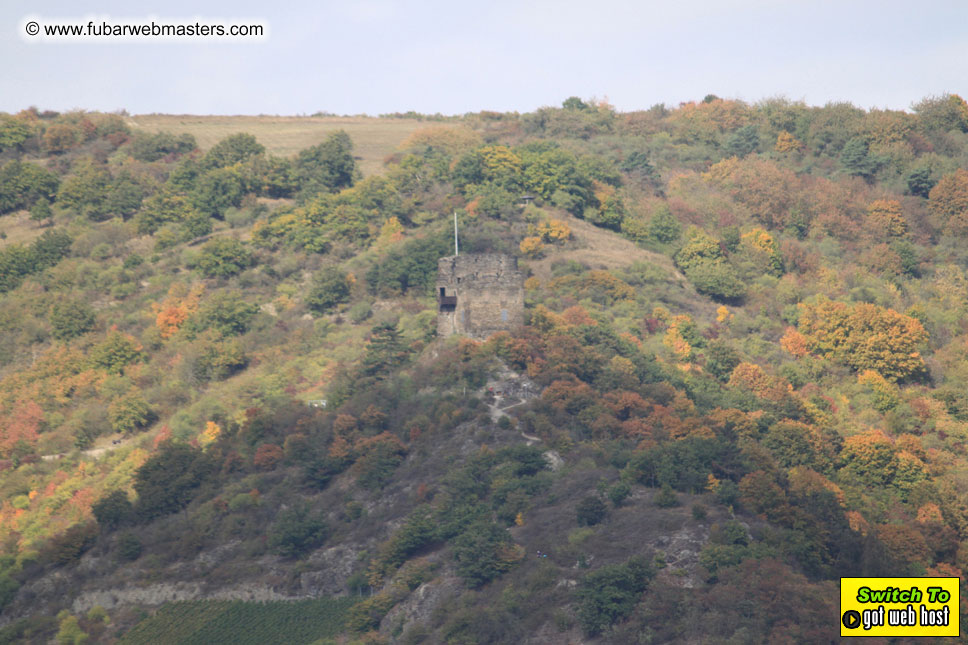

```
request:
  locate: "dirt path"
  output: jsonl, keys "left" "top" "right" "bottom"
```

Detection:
{"left": 41, "top": 435, "right": 134, "bottom": 462}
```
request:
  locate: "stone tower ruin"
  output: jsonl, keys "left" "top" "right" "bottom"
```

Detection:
{"left": 436, "top": 254, "right": 525, "bottom": 339}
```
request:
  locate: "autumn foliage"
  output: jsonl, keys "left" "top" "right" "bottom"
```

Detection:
{"left": 796, "top": 298, "right": 928, "bottom": 380}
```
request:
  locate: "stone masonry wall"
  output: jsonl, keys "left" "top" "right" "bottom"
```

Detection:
{"left": 436, "top": 254, "right": 524, "bottom": 339}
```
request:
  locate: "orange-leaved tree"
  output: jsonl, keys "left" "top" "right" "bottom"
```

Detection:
{"left": 928, "top": 169, "right": 968, "bottom": 235}
{"left": 796, "top": 298, "right": 928, "bottom": 380}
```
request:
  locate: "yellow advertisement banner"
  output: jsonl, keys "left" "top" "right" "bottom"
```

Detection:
{"left": 840, "top": 577, "right": 959, "bottom": 637}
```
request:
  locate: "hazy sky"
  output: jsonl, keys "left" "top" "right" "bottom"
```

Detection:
{"left": 3, "top": 0, "right": 966, "bottom": 115}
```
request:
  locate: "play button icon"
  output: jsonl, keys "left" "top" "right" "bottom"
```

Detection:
{"left": 842, "top": 610, "right": 861, "bottom": 630}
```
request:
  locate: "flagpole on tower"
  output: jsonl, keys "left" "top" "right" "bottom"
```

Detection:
{"left": 454, "top": 211, "right": 459, "bottom": 256}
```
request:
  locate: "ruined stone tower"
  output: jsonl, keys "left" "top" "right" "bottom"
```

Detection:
{"left": 436, "top": 254, "right": 525, "bottom": 339}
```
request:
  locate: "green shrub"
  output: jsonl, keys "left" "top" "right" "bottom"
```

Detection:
{"left": 41, "top": 522, "right": 98, "bottom": 565}
{"left": 347, "top": 301, "right": 372, "bottom": 324}
{"left": 92, "top": 490, "right": 132, "bottom": 529}
{"left": 268, "top": 504, "right": 328, "bottom": 558}
{"left": 128, "top": 131, "right": 196, "bottom": 161}
{"left": 49, "top": 300, "right": 96, "bottom": 340}
{"left": 117, "top": 532, "right": 143, "bottom": 561}
{"left": 306, "top": 267, "right": 351, "bottom": 314}
{"left": 0, "top": 575, "right": 20, "bottom": 612}
{"left": 684, "top": 260, "right": 746, "bottom": 301}
{"left": 0, "top": 160, "right": 59, "bottom": 215}
{"left": 195, "top": 238, "right": 254, "bottom": 278}
{"left": 202, "top": 133, "right": 264, "bottom": 169}
{"left": 192, "top": 167, "right": 246, "bottom": 218}
{"left": 691, "top": 503, "right": 708, "bottom": 520}
{"left": 293, "top": 130, "right": 357, "bottom": 197}
{"left": 57, "top": 160, "right": 110, "bottom": 221}
{"left": 133, "top": 441, "right": 216, "bottom": 521}
{"left": 345, "top": 590, "right": 402, "bottom": 633}
{"left": 576, "top": 556, "right": 655, "bottom": 635}
{"left": 607, "top": 481, "right": 631, "bottom": 507}
{"left": 648, "top": 204, "right": 680, "bottom": 243}
{"left": 654, "top": 484, "right": 679, "bottom": 507}
{"left": 576, "top": 496, "right": 607, "bottom": 526}
{"left": 108, "top": 390, "right": 153, "bottom": 434}
{"left": 189, "top": 291, "right": 259, "bottom": 336}
{"left": 451, "top": 521, "right": 519, "bottom": 588}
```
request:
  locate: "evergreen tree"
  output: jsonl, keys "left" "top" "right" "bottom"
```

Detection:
{"left": 361, "top": 322, "right": 408, "bottom": 379}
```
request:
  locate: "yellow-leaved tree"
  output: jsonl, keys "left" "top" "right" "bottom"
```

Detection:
{"left": 796, "top": 298, "right": 928, "bottom": 380}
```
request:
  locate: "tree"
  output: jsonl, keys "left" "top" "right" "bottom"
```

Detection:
{"left": 0, "top": 160, "right": 59, "bottom": 214}
{"left": 684, "top": 260, "right": 746, "bottom": 301}
{"left": 866, "top": 199, "right": 907, "bottom": 238}
{"left": 306, "top": 267, "right": 351, "bottom": 314}
{"left": 56, "top": 160, "right": 111, "bottom": 220}
{"left": 797, "top": 298, "right": 928, "bottom": 380}
{"left": 108, "top": 390, "right": 153, "bottom": 434}
{"left": 0, "top": 229, "right": 72, "bottom": 293}
{"left": 913, "top": 93, "right": 968, "bottom": 133}
{"left": 133, "top": 441, "right": 216, "bottom": 520}
{"left": 89, "top": 331, "right": 145, "bottom": 374}
{"left": 104, "top": 171, "right": 145, "bottom": 219}
{"left": 192, "top": 166, "right": 246, "bottom": 218}
{"left": 928, "top": 169, "right": 968, "bottom": 234}
{"left": 775, "top": 130, "right": 804, "bottom": 153}
{"left": 451, "top": 521, "right": 520, "bottom": 587}
{"left": 704, "top": 157, "right": 797, "bottom": 229}
{"left": 361, "top": 322, "right": 408, "bottom": 379}
{"left": 647, "top": 205, "right": 680, "bottom": 243}
{"left": 519, "top": 236, "right": 545, "bottom": 258}
{"left": 116, "top": 532, "right": 143, "bottom": 561}
{"left": 254, "top": 155, "right": 297, "bottom": 197}
{"left": 56, "top": 611, "right": 89, "bottom": 644}
{"left": 135, "top": 189, "right": 195, "bottom": 234}
{"left": 92, "top": 490, "right": 133, "bottom": 529}
{"left": 49, "top": 300, "right": 96, "bottom": 340}
{"left": 0, "top": 114, "right": 32, "bottom": 151}
{"left": 762, "top": 420, "right": 833, "bottom": 472}
{"left": 195, "top": 238, "right": 254, "bottom": 278}
{"left": 619, "top": 150, "right": 660, "bottom": 186}
{"left": 723, "top": 124, "right": 759, "bottom": 158}
{"left": 31, "top": 228, "right": 73, "bottom": 266}
{"left": 253, "top": 443, "right": 284, "bottom": 470}
{"left": 43, "top": 123, "right": 78, "bottom": 154}
{"left": 202, "top": 133, "right": 264, "bottom": 169}
{"left": 576, "top": 556, "right": 655, "bottom": 636}
{"left": 128, "top": 131, "right": 196, "bottom": 162}
{"left": 29, "top": 197, "right": 52, "bottom": 222}
{"left": 704, "top": 340, "right": 741, "bottom": 381}
{"left": 268, "top": 503, "right": 328, "bottom": 557}
{"left": 0, "top": 574, "right": 20, "bottom": 612}
{"left": 576, "top": 496, "right": 608, "bottom": 526}
{"left": 194, "top": 335, "right": 247, "bottom": 380}
{"left": 365, "top": 233, "right": 451, "bottom": 296}
{"left": 293, "top": 130, "right": 356, "bottom": 197}
{"left": 562, "top": 96, "right": 590, "bottom": 111}
{"left": 840, "top": 137, "right": 881, "bottom": 180}
{"left": 189, "top": 291, "right": 259, "bottom": 336}
{"left": 906, "top": 165, "right": 936, "bottom": 198}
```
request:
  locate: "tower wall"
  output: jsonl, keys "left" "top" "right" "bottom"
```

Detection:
{"left": 436, "top": 254, "right": 525, "bottom": 339}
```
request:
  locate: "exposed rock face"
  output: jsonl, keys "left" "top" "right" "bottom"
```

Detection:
{"left": 71, "top": 582, "right": 300, "bottom": 613}
{"left": 436, "top": 254, "right": 524, "bottom": 339}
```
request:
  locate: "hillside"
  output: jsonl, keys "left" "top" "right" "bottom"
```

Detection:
{"left": 127, "top": 114, "right": 429, "bottom": 177}
{"left": 0, "top": 95, "right": 968, "bottom": 643}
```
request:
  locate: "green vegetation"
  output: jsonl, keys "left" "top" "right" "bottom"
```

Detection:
{"left": 118, "top": 598, "right": 357, "bottom": 645}
{"left": 577, "top": 556, "right": 655, "bottom": 635}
